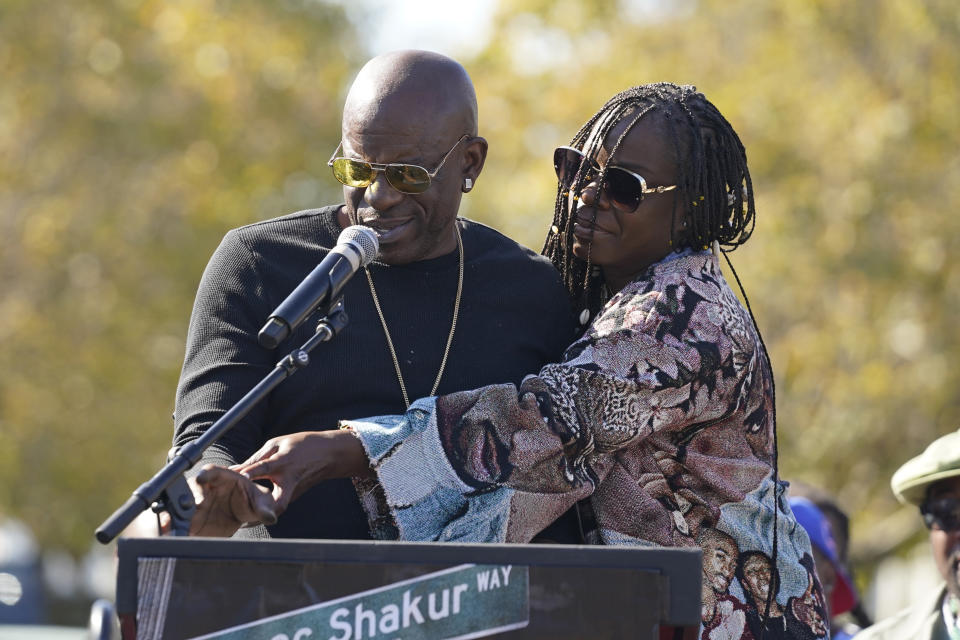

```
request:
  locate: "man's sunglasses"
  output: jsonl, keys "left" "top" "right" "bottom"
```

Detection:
{"left": 328, "top": 134, "right": 470, "bottom": 194}
{"left": 921, "top": 497, "right": 960, "bottom": 531}
{"left": 553, "top": 146, "right": 678, "bottom": 213}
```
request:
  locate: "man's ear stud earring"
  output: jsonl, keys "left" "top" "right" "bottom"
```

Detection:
{"left": 463, "top": 178, "right": 473, "bottom": 192}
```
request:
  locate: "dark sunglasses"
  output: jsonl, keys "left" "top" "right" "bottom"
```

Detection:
{"left": 328, "top": 134, "right": 469, "bottom": 194}
{"left": 921, "top": 497, "right": 960, "bottom": 531}
{"left": 553, "top": 146, "right": 678, "bottom": 213}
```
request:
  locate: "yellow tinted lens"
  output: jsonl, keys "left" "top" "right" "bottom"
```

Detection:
{"left": 332, "top": 158, "right": 375, "bottom": 187}
{"left": 385, "top": 165, "right": 430, "bottom": 194}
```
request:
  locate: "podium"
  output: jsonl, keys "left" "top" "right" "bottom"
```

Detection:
{"left": 116, "top": 538, "right": 701, "bottom": 640}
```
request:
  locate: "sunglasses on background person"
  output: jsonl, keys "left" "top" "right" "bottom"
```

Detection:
{"left": 553, "top": 146, "right": 678, "bottom": 213}
{"left": 328, "top": 134, "right": 470, "bottom": 194}
{"left": 922, "top": 497, "right": 960, "bottom": 531}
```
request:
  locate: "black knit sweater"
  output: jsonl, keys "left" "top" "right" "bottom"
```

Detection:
{"left": 173, "top": 206, "right": 577, "bottom": 539}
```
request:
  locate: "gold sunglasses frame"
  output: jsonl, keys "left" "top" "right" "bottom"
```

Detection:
{"left": 328, "top": 134, "right": 471, "bottom": 194}
{"left": 554, "top": 145, "right": 678, "bottom": 212}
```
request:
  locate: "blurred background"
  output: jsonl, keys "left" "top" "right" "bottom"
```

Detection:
{"left": 1, "top": 0, "right": 958, "bottom": 630}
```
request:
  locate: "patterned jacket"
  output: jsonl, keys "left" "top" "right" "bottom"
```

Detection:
{"left": 344, "top": 251, "right": 827, "bottom": 639}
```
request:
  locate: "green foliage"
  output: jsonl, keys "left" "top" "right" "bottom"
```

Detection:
{"left": 0, "top": 0, "right": 358, "bottom": 553}
{"left": 465, "top": 0, "right": 960, "bottom": 559}
{"left": 2, "top": 0, "right": 958, "bottom": 569}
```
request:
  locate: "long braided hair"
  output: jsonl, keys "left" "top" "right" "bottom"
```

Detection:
{"left": 543, "top": 83, "right": 784, "bottom": 625}
{"left": 542, "top": 82, "right": 756, "bottom": 319}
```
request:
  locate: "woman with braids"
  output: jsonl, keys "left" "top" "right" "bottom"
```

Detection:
{"left": 192, "top": 83, "right": 826, "bottom": 639}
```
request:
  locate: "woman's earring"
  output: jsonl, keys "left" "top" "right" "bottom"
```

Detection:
{"left": 463, "top": 178, "right": 473, "bottom": 192}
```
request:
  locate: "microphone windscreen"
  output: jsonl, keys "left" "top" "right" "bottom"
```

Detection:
{"left": 338, "top": 225, "right": 379, "bottom": 266}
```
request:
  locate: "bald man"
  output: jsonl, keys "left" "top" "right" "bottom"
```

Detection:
{"left": 172, "top": 51, "right": 576, "bottom": 540}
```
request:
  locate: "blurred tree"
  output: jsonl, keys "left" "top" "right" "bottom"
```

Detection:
{"left": 2, "top": 0, "right": 958, "bottom": 588}
{"left": 464, "top": 0, "right": 960, "bottom": 566}
{"left": 0, "top": 0, "right": 361, "bottom": 554}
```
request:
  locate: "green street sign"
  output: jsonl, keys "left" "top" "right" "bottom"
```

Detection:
{"left": 191, "top": 564, "right": 529, "bottom": 640}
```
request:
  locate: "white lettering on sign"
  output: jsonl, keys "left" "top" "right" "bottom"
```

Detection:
{"left": 476, "top": 565, "right": 513, "bottom": 592}
{"left": 328, "top": 608, "right": 350, "bottom": 640}
{"left": 427, "top": 589, "right": 449, "bottom": 620}
{"left": 403, "top": 589, "right": 424, "bottom": 627}
{"left": 355, "top": 602, "right": 376, "bottom": 638}
{"left": 453, "top": 583, "right": 467, "bottom": 614}
{"left": 378, "top": 604, "right": 399, "bottom": 634}
{"left": 324, "top": 583, "right": 473, "bottom": 639}
{"left": 197, "top": 563, "right": 530, "bottom": 640}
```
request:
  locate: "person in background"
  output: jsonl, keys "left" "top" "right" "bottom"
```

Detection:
{"left": 857, "top": 428, "right": 960, "bottom": 639}
{"left": 788, "top": 483, "right": 873, "bottom": 637}
{"left": 788, "top": 496, "right": 859, "bottom": 639}
{"left": 173, "top": 49, "right": 577, "bottom": 540}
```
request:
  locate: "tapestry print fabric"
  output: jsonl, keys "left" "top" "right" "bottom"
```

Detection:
{"left": 343, "top": 251, "right": 828, "bottom": 639}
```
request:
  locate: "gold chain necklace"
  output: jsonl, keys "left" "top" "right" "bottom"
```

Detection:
{"left": 364, "top": 225, "right": 463, "bottom": 409}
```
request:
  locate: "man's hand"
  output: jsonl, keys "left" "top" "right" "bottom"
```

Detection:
{"left": 187, "top": 465, "right": 278, "bottom": 537}
{"left": 232, "top": 430, "right": 372, "bottom": 514}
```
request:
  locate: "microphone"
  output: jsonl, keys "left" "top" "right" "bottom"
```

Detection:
{"left": 258, "top": 225, "right": 379, "bottom": 349}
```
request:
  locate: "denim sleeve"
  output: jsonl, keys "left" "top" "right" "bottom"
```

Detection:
{"left": 343, "top": 396, "right": 514, "bottom": 542}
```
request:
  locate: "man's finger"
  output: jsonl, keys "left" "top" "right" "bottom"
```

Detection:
{"left": 253, "top": 501, "right": 278, "bottom": 526}
{"left": 235, "top": 458, "right": 276, "bottom": 479}
{"left": 242, "top": 480, "right": 279, "bottom": 526}
{"left": 195, "top": 464, "right": 236, "bottom": 486}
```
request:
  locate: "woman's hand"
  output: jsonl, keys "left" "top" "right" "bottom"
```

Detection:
{"left": 232, "top": 430, "right": 372, "bottom": 514}
{"left": 187, "top": 465, "right": 278, "bottom": 537}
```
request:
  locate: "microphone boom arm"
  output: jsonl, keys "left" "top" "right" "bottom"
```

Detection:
{"left": 95, "top": 299, "right": 350, "bottom": 544}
